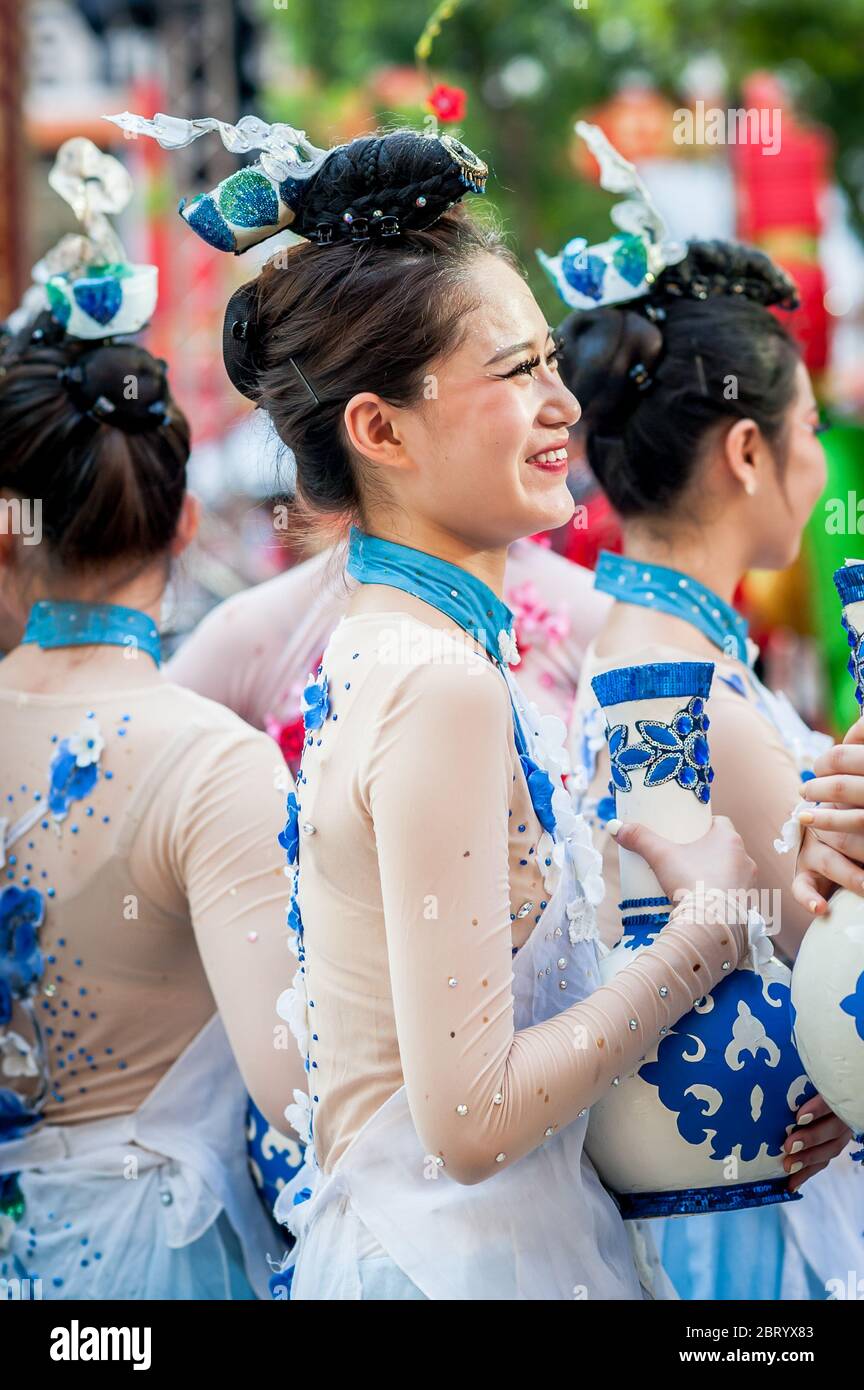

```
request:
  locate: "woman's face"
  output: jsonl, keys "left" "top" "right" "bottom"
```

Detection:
{"left": 385, "top": 253, "right": 581, "bottom": 550}
{"left": 751, "top": 361, "right": 828, "bottom": 569}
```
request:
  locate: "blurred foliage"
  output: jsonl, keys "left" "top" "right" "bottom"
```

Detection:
{"left": 258, "top": 0, "right": 864, "bottom": 314}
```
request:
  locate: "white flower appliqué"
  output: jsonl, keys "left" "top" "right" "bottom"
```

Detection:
{"left": 67, "top": 714, "right": 105, "bottom": 768}
{"left": 745, "top": 909, "right": 776, "bottom": 972}
{"left": 497, "top": 628, "right": 520, "bottom": 667}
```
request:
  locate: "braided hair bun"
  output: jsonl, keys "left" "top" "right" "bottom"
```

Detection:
{"left": 557, "top": 239, "right": 803, "bottom": 518}
{"left": 287, "top": 129, "right": 489, "bottom": 245}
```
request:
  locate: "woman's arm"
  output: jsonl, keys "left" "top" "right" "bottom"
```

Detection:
{"left": 170, "top": 728, "right": 306, "bottom": 1130}
{"left": 367, "top": 660, "right": 752, "bottom": 1186}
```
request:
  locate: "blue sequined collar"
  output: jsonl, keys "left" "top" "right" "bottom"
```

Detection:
{"left": 594, "top": 550, "right": 751, "bottom": 665}
{"left": 346, "top": 526, "right": 516, "bottom": 667}
{"left": 22, "top": 600, "right": 162, "bottom": 668}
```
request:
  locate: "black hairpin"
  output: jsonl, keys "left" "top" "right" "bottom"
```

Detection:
{"left": 288, "top": 356, "right": 321, "bottom": 408}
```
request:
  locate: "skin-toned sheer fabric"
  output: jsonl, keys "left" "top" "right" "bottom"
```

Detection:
{"left": 293, "top": 604, "right": 747, "bottom": 1182}
{"left": 0, "top": 666, "right": 303, "bottom": 1132}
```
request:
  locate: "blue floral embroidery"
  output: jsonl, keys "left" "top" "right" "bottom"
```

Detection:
{"left": 301, "top": 674, "right": 330, "bottom": 732}
{"left": 0, "top": 1089, "right": 43, "bottom": 1142}
{"left": 607, "top": 723, "right": 653, "bottom": 793}
{"left": 0, "top": 977, "right": 11, "bottom": 1026}
{"left": 278, "top": 792, "right": 300, "bottom": 866}
{"left": 840, "top": 970, "right": 864, "bottom": 1042}
{"left": 0, "top": 886, "right": 45, "bottom": 992}
{"left": 841, "top": 615, "right": 864, "bottom": 707}
{"left": 639, "top": 971, "right": 815, "bottom": 1162}
{"left": 48, "top": 743, "right": 99, "bottom": 819}
{"left": 519, "top": 754, "right": 556, "bottom": 834}
{"left": 608, "top": 697, "right": 714, "bottom": 803}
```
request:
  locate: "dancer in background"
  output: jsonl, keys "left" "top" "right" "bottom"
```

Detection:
{"left": 167, "top": 537, "right": 611, "bottom": 778}
{"left": 116, "top": 108, "right": 847, "bottom": 1300}
{"left": 544, "top": 125, "right": 864, "bottom": 1299}
{"left": 0, "top": 140, "right": 300, "bottom": 1299}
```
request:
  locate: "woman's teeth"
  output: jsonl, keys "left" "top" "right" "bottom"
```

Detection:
{"left": 527, "top": 447, "right": 568, "bottom": 465}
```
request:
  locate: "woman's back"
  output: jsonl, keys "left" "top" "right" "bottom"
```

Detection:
{"left": 0, "top": 661, "right": 293, "bottom": 1132}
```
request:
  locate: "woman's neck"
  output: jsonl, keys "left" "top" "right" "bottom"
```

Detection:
{"left": 358, "top": 516, "right": 508, "bottom": 598}
{"left": 0, "top": 572, "right": 167, "bottom": 691}
{"left": 621, "top": 523, "right": 747, "bottom": 607}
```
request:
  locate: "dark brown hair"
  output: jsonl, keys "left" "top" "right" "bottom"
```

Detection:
{"left": 0, "top": 322, "right": 190, "bottom": 584}
{"left": 243, "top": 189, "right": 516, "bottom": 526}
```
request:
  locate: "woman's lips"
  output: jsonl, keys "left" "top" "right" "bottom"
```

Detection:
{"left": 525, "top": 445, "right": 569, "bottom": 473}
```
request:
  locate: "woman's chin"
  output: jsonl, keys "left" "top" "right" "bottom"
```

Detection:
{"left": 526, "top": 481, "right": 575, "bottom": 534}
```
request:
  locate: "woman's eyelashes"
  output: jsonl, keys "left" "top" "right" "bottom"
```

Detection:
{"left": 499, "top": 344, "right": 562, "bottom": 380}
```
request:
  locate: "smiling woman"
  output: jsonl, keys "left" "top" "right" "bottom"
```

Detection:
{"left": 125, "top": 114, "right": 771, "bottom": 1302}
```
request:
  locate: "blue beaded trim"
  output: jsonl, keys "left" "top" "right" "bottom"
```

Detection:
{"left": 22, "top": 600, "right": 162, "bottom": 668}
{"left": 613, "top": 1176, "right": 800, "bottom": 1220}
{"left": 619, "top": 897, "right": 670, "bottom": 910}
{"left": 595, "top": 550, "right": 750, "bottom": 662}
{"left": 621, "top": 912, "right": 671, "bottom": 928}
{"left": 833, "top": 563, "right": 864, "bottom": 607}
{"left": 591, "top": 662, "right": 714, "bottom": 708}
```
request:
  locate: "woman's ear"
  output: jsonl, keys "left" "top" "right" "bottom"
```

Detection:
{"left": 170, "top": 492, "right": 201, "bottom": 557}
{"left": 342, "top": 392, "right": 411, "bottom": 473}
{"left": 723, "top": 417, "right": 762, "bottom": 497}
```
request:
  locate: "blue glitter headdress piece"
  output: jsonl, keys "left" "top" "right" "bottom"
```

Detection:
{"left": 105, "top": 112, "right": 489, "bottom": 256}
{"left": 536, "top": 121, "right": 686, "bottom": 310}
{"left": 6, "top": 138, "right": 158, "bottom": 341}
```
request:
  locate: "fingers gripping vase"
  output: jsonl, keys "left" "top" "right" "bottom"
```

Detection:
{"left": 585, "top": 661, "right": 814, "bottom": 1218}
{"left": 789, "top": 563, "right": 864, "bottom": 1135}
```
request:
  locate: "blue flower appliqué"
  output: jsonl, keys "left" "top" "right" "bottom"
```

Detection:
{"left": 609, "top": 697, "right": 714, "bottom": 803}
{"left": 0, "top": 1089, "right": 43, "bottom": 1142}
{"left": 639, "top": 970, "right": 815, "bottom": 1162}
{"left": 840, "top": 969, "right": 864, "bottom": 1042}
{"left": 301, "top": 674, "right": 330, "bottom": 732}
{"left": 48, "top": 741, "right": 100, "bottom": 820}
{"left": 519, "top": 754, "right": 556, "bottom": 834}
{"left": 0, "top": 886, "right": 45, "bottom": 992}
{"left": 278, "top": 792, "right": 300, "bottom": 866}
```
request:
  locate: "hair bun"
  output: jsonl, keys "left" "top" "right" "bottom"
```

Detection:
{"left": 649, "top": 238, "right": 799, "bottom": 310}
{"left": 293, "top": 130, "right": 488, "bottom": 245}
{"left": 558, "top": 307, "right": 664, "bottom": 436}
{"left": 60, "top": 343, "right": 170, "bottom": 433}
{"left": 222, "top": 281, "right": 262, "bottom": 401}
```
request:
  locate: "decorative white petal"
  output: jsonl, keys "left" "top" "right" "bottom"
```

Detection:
{"left": 773, "top": 799, "right": 809, "bottom": 856}
{"left": 746, "top": 909, "right": 776, "bottom": 971}
{"left": 67, "top": 717, "right": 105, "bottom": 769}
{"left": 0, "top": 1030, "right": 40, "bottom": 1078}
{"left": 497, "top": 628, "right": 521, "bottom": 667}
{"left": 284, "top": 1087, "right": 313, "bottom": 1147}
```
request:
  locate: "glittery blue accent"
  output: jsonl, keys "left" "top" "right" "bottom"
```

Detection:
{"left": 595, "top": 551, "right": 750, "bottom": 663}
{"left": 72, "top": 275, "right": 122, "bottom": 327}
{"left": 218, "top": 168, "right": 279, "bottom": 229}
{"left": 560, "top": 238, "right": 606, "bottom": 300}
{"left": 614, "top": 1177, "right": 800, "bottom": 1220}
{"left": 833, "top": 563, "right": 864, "bottom": 607}
{"left": 278, "top": 175, "right": 306, "bottom": 213}
{"left": 610, "top": 232, "right": 649, "bottom": 286}
{"left": 181, "top": 194, "right": 237, "bottom": 253}
{"left": 592, "top": 662, "right": 714, "bottom": 708}
{"left": 619, "top": 897, "right": 670, "bottom": 910}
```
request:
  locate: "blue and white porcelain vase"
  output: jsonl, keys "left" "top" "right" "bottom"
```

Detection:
{"left": 585, "top": 661, "right": 813, "bottom": 1217}
{"left": 790, "top": 562, "right": 864, "bottom": 1134}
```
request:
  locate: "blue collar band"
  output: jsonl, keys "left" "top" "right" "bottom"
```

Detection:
{"left": 22, "top": 600, "right": 162, "bottom": 668}
{"left": 594, "top": 550, "right": 750, "bottom": 664}
{"left": 346, "top": 526, "right": 516, "bottom": 668}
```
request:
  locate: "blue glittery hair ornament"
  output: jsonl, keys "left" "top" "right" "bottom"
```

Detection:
{"left": 104, "top": 112, "right": 489, "bottom": 255}
{"left": 536, "top": 121, "right": 686, "bottom": 311}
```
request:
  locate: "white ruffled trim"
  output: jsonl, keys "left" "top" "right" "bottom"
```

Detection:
{"left": 774, "top": 799, "right": 809, "bottom": 856}
{"left": 745, "top": 908, "right": 777, "bottom": 971}
{"left": 283, "top": 1087, "right": 314, "bottom": 1148}
{"left": 276, "top": 965, "right": 309, "bottom": 1057}
{"left": 0, "top": 1029, "right": 40, "bottom": 1078}
{"left": 498, "top": 628, "right": 520, "bottom": 667}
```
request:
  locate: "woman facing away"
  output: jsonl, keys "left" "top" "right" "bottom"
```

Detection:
{"left": 0, "top": 267, "right": 304, "bottom": 1293}
{"left": 558, "top": 235, "right": 864, "bottom": 1299}
{"left": 120, "top": 111, "right": 851, "bottom": 1300}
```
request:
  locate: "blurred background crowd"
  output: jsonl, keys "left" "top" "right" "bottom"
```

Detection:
{"left": 2, "top": 0, "right": 863, "bottom": 733}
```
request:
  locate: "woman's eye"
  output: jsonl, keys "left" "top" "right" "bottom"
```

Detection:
{"left": 501, "top": 346, "right": 562, "bottom": 380}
